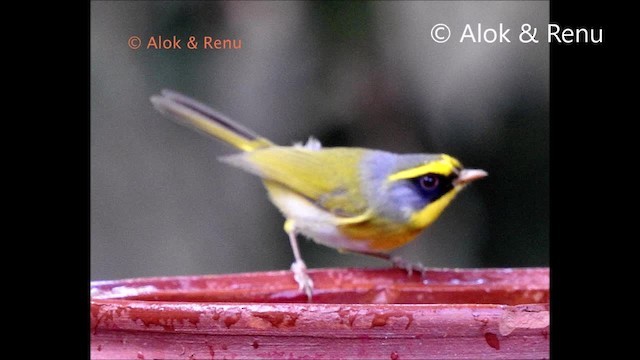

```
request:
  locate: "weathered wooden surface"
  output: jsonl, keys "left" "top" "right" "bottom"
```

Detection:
{"left": 91, "top": 267, "right": 549, "bottom": 359}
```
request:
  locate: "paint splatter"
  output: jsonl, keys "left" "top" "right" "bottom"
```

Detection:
{"left": 484, "top": 332, "right": 500, "bottom": 350}
{"left": 224, "top": 313, "right": 241, "bottom": 328}
{"left": 206, "top": 343, "right": 215, "bottom": 358}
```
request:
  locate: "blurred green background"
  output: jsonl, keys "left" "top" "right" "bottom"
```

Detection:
{"left": 91, "top": 1, "right": 549, "bottom": 281}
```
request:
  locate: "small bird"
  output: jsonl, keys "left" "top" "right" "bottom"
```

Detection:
{"left": 151, "top": 90, "right": 487, "bottom": 300}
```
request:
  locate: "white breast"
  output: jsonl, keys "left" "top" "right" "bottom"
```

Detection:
{"left": 266, "top": 184, "right": 372, "bottom": 252}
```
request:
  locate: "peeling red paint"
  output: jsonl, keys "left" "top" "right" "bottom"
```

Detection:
{"left": 371, "top": 311, "right": 414, "bottom": 329}
{"left": 223, "top": 313, "right": 241, "bottom": 328}
{"left": 254, "top": 311, "right": 298, "bottom": 328}
{"left": 128, "top": 306, "right": 199, "bottom": 332}
{"left": 338, "top": 308, "right": 357, "bottom": 327}
{"left": 90, "top": 268, "right": 549, "bottom": 359}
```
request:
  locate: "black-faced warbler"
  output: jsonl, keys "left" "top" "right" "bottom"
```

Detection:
{"left": 151, "top": 90, "right": 487, "bottom": 300}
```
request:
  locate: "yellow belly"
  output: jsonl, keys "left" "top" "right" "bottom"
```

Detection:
{"left": 337, "top": 218, "right": 422, "bottom": 252}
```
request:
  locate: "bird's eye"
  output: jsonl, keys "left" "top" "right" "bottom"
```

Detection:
{"left": 419, "top": 174, "right": 439, "bottom": 191}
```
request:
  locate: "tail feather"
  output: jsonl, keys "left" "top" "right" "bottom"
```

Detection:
{"left": 150, "top": 89, "right": 273, "bottom": 152}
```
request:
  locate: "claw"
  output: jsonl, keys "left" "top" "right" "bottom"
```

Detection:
{"left": 285, "top": 220, "right": 315, "bottom": 301}
{"left": 290, "top": 260, "right": 314, "bottom": 301}
{"left": 391, "top": 256, "right": 427, "bottom": 278}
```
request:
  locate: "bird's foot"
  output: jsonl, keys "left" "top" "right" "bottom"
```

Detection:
{"left": 290, "top": 260, "right": 314, "bottom": 301}
{"left": 390, "top": 255, "right": 428, "bottom": 278}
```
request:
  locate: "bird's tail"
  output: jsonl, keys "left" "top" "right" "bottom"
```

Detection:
{"left": 150, "top": 89, "right": 273, "bottom": 152}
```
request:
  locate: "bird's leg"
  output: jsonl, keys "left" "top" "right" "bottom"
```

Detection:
{"left": 350, "top": 250, "right": 427, "bottom": 278}
{"left": 284, "top": 220, "right": 314, "bottom": 301}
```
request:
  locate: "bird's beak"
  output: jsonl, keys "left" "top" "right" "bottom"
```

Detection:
{"left": 454, "top": 169, "right": 488, "bottom": 186}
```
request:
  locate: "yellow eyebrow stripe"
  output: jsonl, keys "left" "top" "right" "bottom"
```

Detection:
{"left": 387, "top": 154, "right": 461, "bottom": 181}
